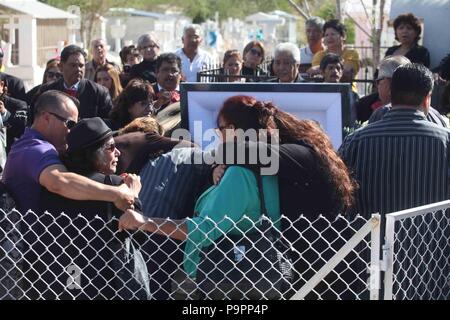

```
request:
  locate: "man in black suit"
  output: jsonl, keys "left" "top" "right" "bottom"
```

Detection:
{"left": 152, "top": 53, "right": 182, "bottom": 114}
{"left": 34, "top": 45, "right": 112, "bottom": 121}
{"left": 0, "top": 95, "right": 28, "bottom": 152}
{"left": 0, "top": 72, "right": 27, "bottom": 102}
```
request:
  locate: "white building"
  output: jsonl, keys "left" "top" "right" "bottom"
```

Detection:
{"left": 106, "top": 8, "right": 191, "bottom": 53}
{"left": 0, "top": 0, "right": 77, "bottom": 88}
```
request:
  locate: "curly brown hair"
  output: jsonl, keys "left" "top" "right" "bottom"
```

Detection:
{"left": 218, "top": 95, "right": 356, "bottom": 210}
{"left": 393, "top": 13, "right": 422, "bottom": 43}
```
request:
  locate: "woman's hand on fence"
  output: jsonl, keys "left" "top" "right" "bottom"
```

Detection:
{"left": 118, "top": 209, "right": 147, "bottom": 232}
{"left": 121, "top": 173, "right": 141, "bottom": 197}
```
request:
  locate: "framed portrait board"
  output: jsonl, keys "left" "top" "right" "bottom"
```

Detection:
{"left": 180, "top": 82, "right": 352, "bottom": 150}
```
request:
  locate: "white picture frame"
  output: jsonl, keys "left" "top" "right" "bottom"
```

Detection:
{"left": 180, "top": 83, "right": 352, "bottom": 150}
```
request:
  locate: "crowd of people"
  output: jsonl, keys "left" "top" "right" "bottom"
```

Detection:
{"left": 0, "top": 12, "right": 449, "bottom": 300}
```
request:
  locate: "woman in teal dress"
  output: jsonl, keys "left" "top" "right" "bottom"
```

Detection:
{"left": 118, "top": 95, "right": 281, "bottom": 298}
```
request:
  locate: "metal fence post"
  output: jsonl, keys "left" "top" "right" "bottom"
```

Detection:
{"left": 369, "top": 213, "right": 381, "bottom": 300}
{"left": 383, "top": 215, "right": 396, "bottom": 300}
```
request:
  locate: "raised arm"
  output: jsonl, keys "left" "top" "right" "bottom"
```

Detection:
{"left": 39, "top": 164, "right": 135, "bottom": 211}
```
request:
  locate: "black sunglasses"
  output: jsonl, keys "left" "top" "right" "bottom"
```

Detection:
{"left": 102, "top": 142, "right": 116, "bottom": 152}
{"left": 48, "top": 112, "right": 77, "bottom": 129}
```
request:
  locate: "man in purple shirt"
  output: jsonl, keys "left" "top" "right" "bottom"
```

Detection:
{"left": 2, "top": 90, "right": 135, "bottom": 214}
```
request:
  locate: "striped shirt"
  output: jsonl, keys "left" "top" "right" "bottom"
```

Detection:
{"left": 339, "top": 108, "right": 450, "bottom": 217}
{"left": 138, "top": 148, "right": 212, "bottom": 219}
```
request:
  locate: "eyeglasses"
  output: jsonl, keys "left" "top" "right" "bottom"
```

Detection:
{"left": 249, "top": 48, "right": 262, "bottom": 57}
{"left": 46, "top": 71, "right": 63, "bottom": 79}
{"left": 102, "top": 142, "right": 116, "bottom": 152}
{"left": 48, "top": 112, "right": 77, "bottom": 129}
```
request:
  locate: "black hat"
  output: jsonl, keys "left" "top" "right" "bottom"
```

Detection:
{"left": 67, "top": 117, "right": 112, "bottom": 153}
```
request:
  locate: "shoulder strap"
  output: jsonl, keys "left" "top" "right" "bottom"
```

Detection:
{"left": 255, "top": 172, "right": 268, "bottom": 218}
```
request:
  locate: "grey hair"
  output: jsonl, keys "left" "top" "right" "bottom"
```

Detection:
{"left": 378, "top": 55, "right": 411, "bottom": 79}
{"left": 305, "top": 16, "right": 325, "bottom": 30}
{"left": 90, "top": 38, "right": 106, "bottom": 48}
{"left": 183, "top": 24, "right": 203, "bottom": 38}
{"left": 274, "top": 42, "right": 301, "bottom": 64}
{"left": 137, "top": 33, "right": 160, "bottom": 50}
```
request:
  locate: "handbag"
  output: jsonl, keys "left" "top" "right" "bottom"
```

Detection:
{"left": 196, "top": 172, "right": 293, "bottom": 300}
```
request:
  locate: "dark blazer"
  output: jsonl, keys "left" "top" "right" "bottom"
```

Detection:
{"left": 24, "top": 84, "right": 41, "bottom": 105}
{"left": 354, "top": 92, "right": 381, "bottom": 122}
{"left": 2, "top": 96, "right": 29, "bottom": 151}
{"left": 385, "top": 44, "right": 430, "bottom": 68}
{"left": 129, "top": 59, "right": 157, "bottom": 84}
{"left": 0, "top": 72, "right": 27, "bottom": 102}
{"left": 35, "top": 78, "right": 113, "bottom": 120}
{"left": 38, "top": 172, "right": 148, "bottom": 300}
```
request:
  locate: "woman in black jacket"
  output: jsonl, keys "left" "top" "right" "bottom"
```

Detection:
{"left": 385, "top": 13, "right": 430, "bottom": 67}
{"left": 40, "top": 117, "right": 149, "bottom": 300}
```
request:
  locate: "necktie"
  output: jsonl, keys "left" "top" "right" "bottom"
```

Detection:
{"left": 157, "top": 90, "right": 180, "bottom": 103}
{"left": 64, "top": 88, "right": 77, "bottom": 97}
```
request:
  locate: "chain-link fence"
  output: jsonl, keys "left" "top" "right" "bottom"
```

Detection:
{"left": 1, "top": 209, "right": 376, "bottom": 300}
{"left": 1, "top": 205, "right": 449, "bottom": 300}
{"left": 384, "top": 201, "right": 450, "bottom": 300}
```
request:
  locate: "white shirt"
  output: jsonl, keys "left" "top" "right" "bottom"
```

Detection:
{"left": 299, "top": 46, "right": 314, "bottom": 65}
{"left": 175, "top": 48, "right": 213, "bottom": 82}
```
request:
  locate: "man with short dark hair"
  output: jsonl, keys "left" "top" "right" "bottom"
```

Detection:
{"left": 320, "top": 53, "right": 358, "bottom": 124}
{"left": 34, "top": 45, "right": 112, "bottom": 120}
{"left": 320, "top": 53, "right": 343, "bottom": 83}
{"left": 339, "top": 63, "right": 450, "bottom": 217}
{"left": 152, "top": 53, "right": 182, "bottom": 114}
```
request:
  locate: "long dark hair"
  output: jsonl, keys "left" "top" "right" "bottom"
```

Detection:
{"left": 109, "top": 78, "right": 154, "bottom": 128}
{"left": 218, "top": 95, "right": 356, "bottom": 210}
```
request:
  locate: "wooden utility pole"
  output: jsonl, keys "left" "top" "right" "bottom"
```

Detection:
{"left": 336, "top": 0, "right": 342, "bottom": 20}
{"left": 371, "top": 0, "right": 386, "bottom": 69}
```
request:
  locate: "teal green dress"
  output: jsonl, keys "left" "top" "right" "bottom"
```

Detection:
{"left": 183, "top": 166, "right": 280, "bottom": 278}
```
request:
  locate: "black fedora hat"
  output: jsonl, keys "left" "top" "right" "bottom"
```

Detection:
{"left": 67, "top": 117, "right": 112, "bottom": 153}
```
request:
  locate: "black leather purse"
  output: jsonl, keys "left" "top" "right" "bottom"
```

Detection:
{"left": 196, "top": 172, "right": 293, "bottom": 300}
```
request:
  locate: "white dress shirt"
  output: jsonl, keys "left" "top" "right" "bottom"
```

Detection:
{"left": 175, "top": 48, "right": 213, "bottom": 82}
